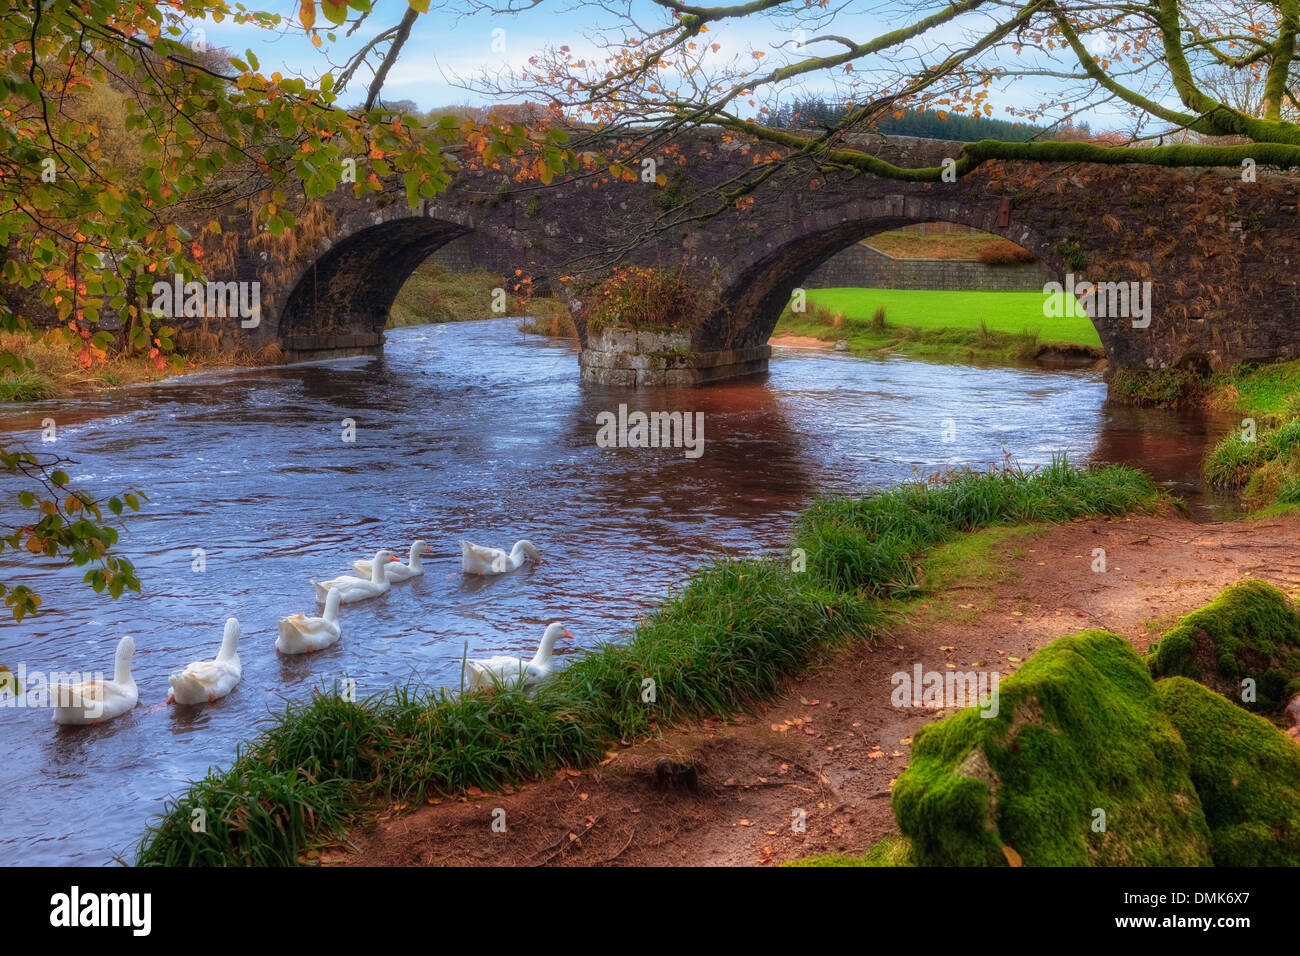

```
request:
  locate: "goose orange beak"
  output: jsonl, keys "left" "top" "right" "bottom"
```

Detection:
{"left": 564, "top": 630, "right": 573, "bottom": 639}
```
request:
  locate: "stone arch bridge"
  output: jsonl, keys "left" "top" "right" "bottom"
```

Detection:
{"left": 214, "top": 130, "right": 1300, "bottom": 385}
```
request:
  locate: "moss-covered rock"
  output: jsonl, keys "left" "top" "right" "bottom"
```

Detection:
{"left": 1156, "top": 677, "right": 1300, "bottom": 866}
{"left": 1147, "top": 579, "right": 1300, "bottom": 715}
{"left": 893, "top": 630, "right": 1211, "bottom": 866}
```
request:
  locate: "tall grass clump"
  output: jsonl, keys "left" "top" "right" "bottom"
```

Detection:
{"left": 136, "top": 459, "right": 1161, "bottom": 866}
{"left": 793, "top": 457, "right": 1162, "bottom": 595}
{"left": 0, "top": 368, "right": 59, "bottom": 401}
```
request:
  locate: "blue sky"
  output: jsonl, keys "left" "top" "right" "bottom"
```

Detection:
{"left": 191, "top": 1, "right": 1125, "bottom": 128}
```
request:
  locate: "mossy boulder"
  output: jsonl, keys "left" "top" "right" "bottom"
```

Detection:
{"left": 893, "top": 630, "right": 1211, "bottom": 866}
{"left": 1156, "top": 677, "right": 1300, "bottom": 866}
{"left": 1147, "top": 579, "right": 1300, "bottom": 715}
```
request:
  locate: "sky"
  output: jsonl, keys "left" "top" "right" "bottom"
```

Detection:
{"left": 189, "top": 0, "right": 1133, "bottom": 129}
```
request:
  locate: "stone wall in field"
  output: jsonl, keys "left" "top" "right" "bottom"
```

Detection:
{"left": 803, "top": 242, "right": 1057, "bottom": 292}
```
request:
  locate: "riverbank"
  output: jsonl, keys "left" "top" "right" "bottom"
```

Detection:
{"left": 0, "top": 330, "right": 274, "bottom": 402}
{"left": 1113, "top": 358, "right": 1300, "bottom": 514}
{"left": 133, "top": 460, "right": 1166, "bottom": 865}
{"left": 337, "top": 507, "right": 1300, "bottom": 866}
{"left": 773, "top": 288, "right": 1104, "bottom": 367}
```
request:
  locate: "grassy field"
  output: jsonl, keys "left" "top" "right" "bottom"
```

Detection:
{"left": 774, "top": 288, "right": 1102, "bottom": 365}
{"left": 784, "top": 288, "right": 1102, "bottom": 347}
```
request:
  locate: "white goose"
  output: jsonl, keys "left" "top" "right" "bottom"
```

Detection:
{"left": 312, "top": 549, "right": 397, "bottom": 604}
{"left": 167, "top": 618, "right": 242, "bottom": 705}
{"left": 464, "top": 622, "right": 570, "bottom": 691}
{"left": 460, "top": 539, "right": 540, "bottom": 575}
{"left": 50, "top": 636, "right": 138, "bottom": 726}
{"left": 277, "top": 587, "right": 344, "bottom": 655}
{"left": 352, "top": 540, "right": 430, "bottom": 582}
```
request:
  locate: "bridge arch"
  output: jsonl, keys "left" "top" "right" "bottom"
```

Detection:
{"left": 274, "top": 196, "right": 537, "bottom": 361}
{"left": 703, "top": 197, "right": 1078, "bottom": 357}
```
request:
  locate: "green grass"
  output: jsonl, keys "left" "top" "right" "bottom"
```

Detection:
{"left": 785, "top": 835, "right": 915, "bottom": 867}
{"left": 0, "top": 369, "right": 59, "bottom": 401}
{"left": 1197, "top": 360, "right": 1300, "bottom": 510}
{"left": 894, "top": 629, "right": 1213, "bottom": 866}
{"left": 792, "top": 457, "right": 1162, "bottom": 597}
{"left": 1212, "top": 358, "right": 1300, "bottom": 419}
{"left": 135, "top": 459, "right": 1163, "bottom": 866}
{"left": 780, "top": 288, "right": 1102, "bottom": 349}
{"left": 1146, "top": 579, "right": 1300, "bottom": 715}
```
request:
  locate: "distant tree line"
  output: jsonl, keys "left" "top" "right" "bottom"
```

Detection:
{"left": 762, "top": 99, "right": 1047, "bottom": 142}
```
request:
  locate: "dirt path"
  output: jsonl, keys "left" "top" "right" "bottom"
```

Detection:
{"left": 334, "top": 511, "right": 1300, "bottom": 867}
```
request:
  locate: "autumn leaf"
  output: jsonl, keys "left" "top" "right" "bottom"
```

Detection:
{"left": 1002, "top": 845, "right": 1024, "bottom": 867}
{"left": 299, "top": 0, "right": 315, "bottom": 31}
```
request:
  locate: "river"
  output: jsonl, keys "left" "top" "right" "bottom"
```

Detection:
{"left": 0, "top": 318, "right": 1237, "bottom": 865}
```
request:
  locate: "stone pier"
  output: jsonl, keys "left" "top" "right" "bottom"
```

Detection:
{"left": 280, "top": 331, "right": 385, "bottom": 363}
{"left": 578, "top": 328, "right": 771, "bottom": 386}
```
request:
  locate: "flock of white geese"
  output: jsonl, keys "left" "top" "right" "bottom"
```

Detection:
{"left": 46, "top": 538, "right": 570, "bottom": 726}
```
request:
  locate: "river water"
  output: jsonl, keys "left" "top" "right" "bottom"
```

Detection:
{"left": 0, "top": 319, "right": 1237, "bottom": 865}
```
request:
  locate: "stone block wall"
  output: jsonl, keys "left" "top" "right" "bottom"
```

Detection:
{"left": 579, "top": 327, "right": 771, "bottom": 386}
{"left": 803, "top": 242, "right": 1056, "bottom": 292}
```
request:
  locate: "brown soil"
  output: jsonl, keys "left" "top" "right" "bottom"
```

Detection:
{"left": 333, "top": 511, "right": 1300, "bottom": 868}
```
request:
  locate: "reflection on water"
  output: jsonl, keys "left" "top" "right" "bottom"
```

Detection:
{"left": 0, "top": 319, "right": 1235, "bottom": 864}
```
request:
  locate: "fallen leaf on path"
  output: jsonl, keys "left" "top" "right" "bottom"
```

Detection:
{"left": 466, "top": 786, "right": 483, "bottom": 796}
{"left": 1002, "top": 845, "right": 1024, "bottom": 867}
{"left": 900, "top": 737, "right": 912, "bottom": 745}
{"left": 739, "top": 819, "right": 753, "bottom": 827}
